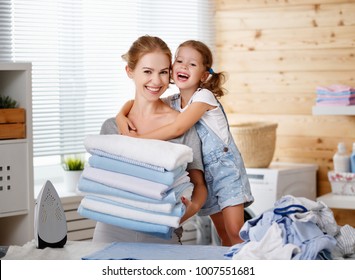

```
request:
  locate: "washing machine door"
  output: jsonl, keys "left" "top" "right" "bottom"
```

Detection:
{"left": 244, "top": 208, "right": 255, "bottom": 221}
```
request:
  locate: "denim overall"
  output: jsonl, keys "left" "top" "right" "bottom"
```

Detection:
{"left": 169, "top": 93, "right": 254, "bottom": 216}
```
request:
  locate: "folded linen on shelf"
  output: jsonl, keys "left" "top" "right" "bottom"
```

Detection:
{"left": 316, "top": 94, "right": 355, "bottom": 99}
{"left": 315, "top": 99, "right": 355, "bottom": 106}
{"left": 316, "top": 84, "right": 355, "bottom": 94}
{"left": 77, "top": 205, "right": 173, "bottom": 239}
{"left": 84, "top": 134, "right": 193, "bottom": 171}
{"left": 315, "top": 84, "right": 355, "bottom": 106}
{"left": 88, "top": 155, "right": 186, "bottom": 186}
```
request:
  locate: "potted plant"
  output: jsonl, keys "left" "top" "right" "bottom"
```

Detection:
{"left": 0, "top": 95, "right": 19, "bottom": 108}
{"left": 0, "top": 94, "right": 26, "bottom": 140}
{"left": 62, "top": 155, "right": 85, "bottom": 192}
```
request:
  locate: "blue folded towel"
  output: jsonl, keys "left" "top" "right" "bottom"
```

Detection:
{"left": 77, "top": 205, "right": 173, "bottom": 239}
{"left": 88, "top": 155, "right": 185, "bottom": 186}
{"left": 78, "top": 177, "right": 178, "bottom": 204}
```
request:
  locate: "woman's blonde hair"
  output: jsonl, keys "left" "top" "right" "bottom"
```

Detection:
{"left": 122, "top": 35, "right": 172, "bottom": 71}
{"left": 177, "top": 40, "right": 227, "bottom": 98}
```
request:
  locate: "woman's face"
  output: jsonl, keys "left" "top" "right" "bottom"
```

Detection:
{"left": 127, "top": 51, "right": 170, "bottom": 101}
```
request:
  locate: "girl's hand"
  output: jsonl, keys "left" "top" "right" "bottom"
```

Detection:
{"left": 115, "top": 113, "right": 136, "bottom": 135}
{"left": 179, "top": 196, "right": 199, "bottom": 225}
{"left": 127, "top": 130, "right": 139, "bottom": 137}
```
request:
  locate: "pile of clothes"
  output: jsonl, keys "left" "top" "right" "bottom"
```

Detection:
{"left": 77, "top": 134, "right": 194, "bottom": 239}
{"left": 315, "top": 84, "right": 355, "bottom": 106}
{"left": 225, "top": 195, "right": 355, "bottom": 260}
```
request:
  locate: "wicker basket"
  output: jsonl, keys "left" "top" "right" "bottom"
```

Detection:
{"left": 230, "top": 122, "right": 278, "bottom": 168}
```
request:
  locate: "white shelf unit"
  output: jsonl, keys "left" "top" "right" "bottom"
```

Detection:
{"left": 313, "top": 103, "right": 355, "bottom": 208}
{"left": 0, "top": 62, "right": 34, "bottom": 246}
{"left": 317, "top": 193, "right": 355, "bottom": 210}
{"left": 312, "top": 106, "right": 355, "bottom": 115}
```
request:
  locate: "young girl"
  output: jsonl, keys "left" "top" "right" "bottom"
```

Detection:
{"left": 117, "top": 40, "right": 254, "bottom": 246}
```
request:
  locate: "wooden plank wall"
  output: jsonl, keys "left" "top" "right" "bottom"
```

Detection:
{"left": 215, "top": 0, "right": 355, "bottom": 225}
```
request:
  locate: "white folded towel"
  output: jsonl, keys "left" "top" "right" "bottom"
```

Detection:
{"left": 85, "top": 193, "right": 175, "bottom": 214}
{"left": 82, "top": 166, "right": 170, "bottom": 200}
{"left": 84, "top": 134, "right": 193, "bottom": 171}
{"left": 172, "top": 172, "right": 190, "bottom": 187}
{"left": 80, "top": 196, "right": 181, "bottom": 228}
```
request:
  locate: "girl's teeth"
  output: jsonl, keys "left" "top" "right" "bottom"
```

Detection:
{"left": 178, "top": 73, "right": 189, "bottom": 79}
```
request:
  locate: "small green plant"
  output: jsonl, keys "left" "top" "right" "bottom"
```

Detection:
{"left": 62, "top": 155, "right": 85, "bottom": 171}
{"left": 0, "top": 95, "right": 19, "bottom": 109}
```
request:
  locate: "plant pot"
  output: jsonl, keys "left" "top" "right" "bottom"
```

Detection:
{"left": 0, "top": 108, "right": 26, "bottom": 139}
{"left": 63, "top": 170, "right": 83, "bottom": 193}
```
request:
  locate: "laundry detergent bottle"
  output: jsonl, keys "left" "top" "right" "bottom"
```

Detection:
{"left": 350, "top": 142, "right": 355, "bottom": 173}
{"left": 333, "top": 142, "right": 350, "bottom": 173}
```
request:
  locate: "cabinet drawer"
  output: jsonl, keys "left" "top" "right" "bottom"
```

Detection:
{"left": 0, "top": 142, "right": 28, "bottom": 216}
{"left": 62, "top": 199, "right": 96, "bottom": 241}
{"left": 67, "top": 218, "right": 97, "bottom": 232}
{"left": 67, "top": 228, "right": 96, "bottom": 241}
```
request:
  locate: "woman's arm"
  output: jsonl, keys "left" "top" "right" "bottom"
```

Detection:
{"left": 179, "top": 169, "right": 207, "bottom": 224}
{"left": 115, "top": 99, "right": 135, "bottom": 135}
{"left": 139, "top": 102, "right": 211, "bottom": 140}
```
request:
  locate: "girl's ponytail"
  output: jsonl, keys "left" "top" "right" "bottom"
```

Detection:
{"left": 202, "top": 70, "right": 227, "bottom": 99}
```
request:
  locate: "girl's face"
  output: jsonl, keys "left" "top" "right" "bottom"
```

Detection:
{"left": 172, "top": 46, "right": 209, "bottom": 92}
{"left": 127, "top": 51, "right": 170, "bottom": 101}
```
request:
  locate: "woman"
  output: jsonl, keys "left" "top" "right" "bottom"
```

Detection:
{"left": 92, "top": 35, "right": 207, "bottom": 244}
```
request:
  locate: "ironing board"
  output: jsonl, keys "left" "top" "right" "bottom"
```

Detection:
{"left": 1, "top": 240, "right": 107, "bottom": 260}
{"left": 1, "top": 240, "right": 229, "bottom": 260}
{"left": 82, "top": 242, "right": 229, "bottom": 260}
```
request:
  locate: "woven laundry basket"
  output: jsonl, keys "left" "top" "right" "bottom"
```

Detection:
{"left": 230, "top": 122, "right": 278, "bottom": 168}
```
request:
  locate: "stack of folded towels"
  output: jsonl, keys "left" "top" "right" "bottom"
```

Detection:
{"left": 77, "top": 134, "right": 194, "bottom": 240}
{"left": 315, "top": 84, "right": 355, "bottom": 106}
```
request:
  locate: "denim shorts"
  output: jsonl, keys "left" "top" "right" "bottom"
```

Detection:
{"left": 198, "top": 148, "right": 254, "bottom": 216}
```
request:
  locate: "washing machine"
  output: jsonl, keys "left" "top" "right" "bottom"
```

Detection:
{"left": 210, "top": 162, "right": 318, "bottom": 245}
{"left": 245, "top": 162, "right": 318, "bottom": 217}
